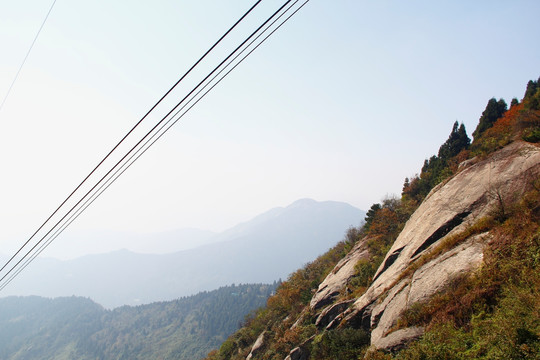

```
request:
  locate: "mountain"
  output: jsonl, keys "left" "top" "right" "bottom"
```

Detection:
{"left": 1, "top": 199, "right": 364, "bottom": 308}
{"left": 0, "top": 283, "right": 276, "bottom": 360}
{"left": 202, "top": 78, "right": 540, "bottom": 360}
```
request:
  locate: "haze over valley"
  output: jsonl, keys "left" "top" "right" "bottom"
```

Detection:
{"left": 1, "top": 199, "right": 364, "bottom": 308}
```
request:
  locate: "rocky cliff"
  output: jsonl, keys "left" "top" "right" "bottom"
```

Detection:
{"left": 204, "top": 83, "right": 540, "bottom": 360}
{"left": 272, "top": 141, "right": 539, "bottom": 360}
{"left": 210, "top": 139, "right": 538, "bottom": 360}
{"left": 321, "top": 141, "right": 540, "bottom": 351}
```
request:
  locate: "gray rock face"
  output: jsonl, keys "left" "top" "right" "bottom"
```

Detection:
{"left": 369, "top": 234, "right": 487, "bottom": 345}
{"left": 340, "top": 141, "right": 540, "bottom": 351}
{"left": 370, "top": 326, "right": 424, "bottom": 352}
{"left": 309, "top": 238, "right": 369, "bottom": 311}
{"left": 315, "top": 299, "right": 355, "bottom": 328}
{"left": 246, "top": 331, "right": 266, "bottom": 360}
{"left": 406, "top": 234, "right": 486, "bottom": 306}
{"left": 284, "top": 346, "right": 308, "bottom": 360}
{"left": 283, "top": 336, "right": 315, "bottom": 360}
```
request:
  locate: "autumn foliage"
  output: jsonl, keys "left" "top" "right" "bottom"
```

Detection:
{"left": 472, "top": 101, "right": 540, "bottom": 155}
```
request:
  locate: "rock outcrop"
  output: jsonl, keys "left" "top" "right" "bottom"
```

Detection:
{"left": 370, "top": 326, "right": 424, "bottom": 353}
{"left": 233, "top": 141, "right": 539, "bottom": 360}
{"left": 315, "top": 299, "right": 355, "bottom": 328}
{"left": 328, "top": 141, "right": 540, "bottom": 351}
{"left": 284, "top": 346, "right": 308, "bottom": 360}
{"left": 246, "top": 332, "right": 267, "bottom": 360}
{"left": 310, "top": 238, "right": 369, "bottom": 311}
{"left": 283, "top": 336, "right": 314, "bottom": 360}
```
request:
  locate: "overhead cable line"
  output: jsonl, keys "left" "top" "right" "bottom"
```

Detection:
{"left": 4, "top": 0, "right": 309, "bottom": 282}
{"left": 0, "top": 0, "right": 264, "bottom": 277}
{"left": 0, "top": 0, "right": 310, "bottom": 291}
{"left": 0, "top": 0, "right": 58, "bottom": 114}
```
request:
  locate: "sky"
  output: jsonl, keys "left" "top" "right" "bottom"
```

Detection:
{"left": 0, "top": 0, "right": 539, "bottom": 258}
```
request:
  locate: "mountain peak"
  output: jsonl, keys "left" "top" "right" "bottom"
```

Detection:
{"left": 288, "top": 198, "right": 318, "bottom": 207}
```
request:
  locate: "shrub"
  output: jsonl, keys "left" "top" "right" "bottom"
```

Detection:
{"left": 310, "top": 328, "right": 369, "bottom": 360}
{"left": 522, "top": 127, "right": 540, "bottom": 143}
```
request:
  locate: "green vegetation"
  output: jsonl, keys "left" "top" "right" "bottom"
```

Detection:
{"left": 358, "top": 196, "right": 412, "bottom": 288}
{"left": 524, "top": 77, "right": 540, "bottom": 111}
{"left": 310, "top": 328, "right": 370, "bottom": 359}
{"left": 0, "top": 283, "right": 276, "bottom": 360}
{"left": 472, "top": 98, "right": 508, "bottom": 140}
{"left": 471, "top": 80, "right": 540, "bottom": 156}
{"left": 205, "top": 239, "right": 356, "bottom": 360}
{"left": 401, "top": 120, "right": 471, "bottom": 205}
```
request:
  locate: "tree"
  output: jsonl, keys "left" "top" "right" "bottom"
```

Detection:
{"left": 364, "top": 203, "right": 382, "bottom": 229}
{"left": 472, "top": 98, "right": 508, "bottom": 140}
{"left": 510, "top": 98, "right": 519, "bottom": 108}
{"left": 523, "top": 78, "right": 538, "bottom": 100}
{"left": 523, "top": 77, "right": 540, "bottom": 111}
{"left": 402, "top": 122, "right": 471, "bottom": 205}
{"left": 438, "top": 121, "right": 470, "bottom": 161}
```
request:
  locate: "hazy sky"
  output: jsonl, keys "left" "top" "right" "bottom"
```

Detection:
{"left": 1, "top": 0, "right": 539, "bottom": 256}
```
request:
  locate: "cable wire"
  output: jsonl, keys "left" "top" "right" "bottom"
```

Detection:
{"left": 0, "top": 0, "right": 58, "bottom": 114}
{"left": 0, "top": 0, "right": 264, "bottom": 276}
{"left": 0, "top": 0, "right": 310, "bottom": 291}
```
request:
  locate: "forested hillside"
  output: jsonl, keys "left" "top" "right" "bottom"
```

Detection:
{"left": 203, "top": 77, "right": 540, "bottom": 360}
{"left": 0, "top": 283, "right": 277, "bottom": 360}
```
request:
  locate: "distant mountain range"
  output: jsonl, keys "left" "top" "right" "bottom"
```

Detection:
{"left": 1, "top": 199, "right": 364, "bottom": 308}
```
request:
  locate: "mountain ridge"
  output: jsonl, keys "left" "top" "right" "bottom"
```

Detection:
{"left": 1, "top": 198, "right": 365, "bottom": 308}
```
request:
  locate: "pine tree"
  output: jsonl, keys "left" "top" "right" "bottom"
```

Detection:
{"left": 510, "top": 98, "right": 519, "bottom": 107}
{"left": 364, "top": 203, "right": 381, "bottom": 228}
{"left": 523, "top": 77, "right": 540, "bottom": 110}
{"left": 524, "top": 79, "right": 538, "bottom": 100}
{"left": 472, "top": 98, "right": 508, "bottom": 140}
{"left": 438, "top": 121, "right": 470, "bottom": 161}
